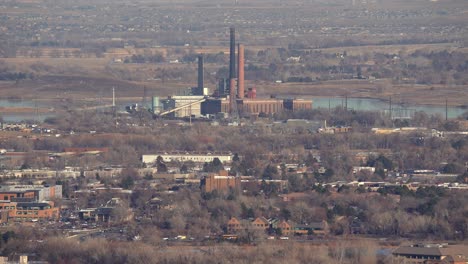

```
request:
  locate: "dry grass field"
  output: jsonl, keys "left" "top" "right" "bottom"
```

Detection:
{"left": 316, "top": 43, "right": 467, "bottom": 57}
{"left": 2, "top": 49, "right": 467, "bottom": 109}
{"left": 254, "top": 80, "right": 468, "bottom": 107}
{"left": 1, "top": 0, "right": 467, "bottom": 111}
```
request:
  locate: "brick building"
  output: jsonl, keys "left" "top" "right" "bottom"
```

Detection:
{"left": 0, "top": 201, "right": 59, "bottom": 221}
{"left": 201, "top": 98, "right": 312, "bottom": 116}
{"left": 0, "top": 191, "right": 35, "bottom": 201}
{"left": 0, "top": 185, "right": 62, "bottom": 201}
{"left": 201, "top": 171, "right": 241, "bottom": 193}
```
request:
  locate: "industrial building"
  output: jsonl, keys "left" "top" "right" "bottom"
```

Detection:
{"left": 160, "top": 95, "right": 206, "bottom": 117}
{"left": 201, "top": 97, "right": 312, "bottom": 116}
{"left": 153, "top": 27, "right": 312, "bottom": 119}
{"left": 201, "top": 27, "right": 312, "bottom": 117}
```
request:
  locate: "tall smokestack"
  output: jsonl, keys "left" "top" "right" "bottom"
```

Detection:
{"left": 237, "top": 44, "right": 245, "bottom": 99}
{"left": 229, "top": 78, "right": 236, "bottom": 113}
{"left": 198, "top": 54, "right": 204, "bottom": 92}
{"left": 229, "top": 27, "right": 236, "bottom": 80}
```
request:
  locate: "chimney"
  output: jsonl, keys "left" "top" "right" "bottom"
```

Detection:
{"left": 237, "top": 44, "right": 245, "bottom": 99}
{"left": 229, "top": 78, "right": 236, "bottom": 112}
{"left": 230, "top": 78, "right": 236, "bottom": 98}
{"left": 229, "top": 27, "right": 236, "bottom": 80}
{"left": 198, "top": 54, "right": 204, "bottom": 92}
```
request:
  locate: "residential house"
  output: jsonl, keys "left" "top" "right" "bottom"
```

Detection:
{"left": 227, "top": 217, "right": 270, "bottom": 234}
{"left": 294, "top": 221, "right": 329, "bottom": 236}
{"left": 279, "top": 192, "right": 309, "bottom": 202}
{"left": 251, "top": 217, "right": 269, "bottom": 231}
{"left": 227, "top": 216, "right": 298, "bottom": 237}
{"left": 227, "top": 217, "right": 243, "bottom": 233}
{"left": 393, "top": 244, "right": 468, "bottom": 264}
{"left": 270, "top": 219, "right": 293, "bottom": 236}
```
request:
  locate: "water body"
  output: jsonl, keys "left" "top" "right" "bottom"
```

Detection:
{"left": 1, "top": 113, "right": 55, "bottom": 122}
{"left": 0, "top": 99, "right": 52, "bottom": 122}
{"left": 0, "top": 99, "right": 36, "bottom": 108}
{"left": 311, "top": 97, "right": 466, "bottom": 119}
{"left": 0, "top": 97, "right": 466, "bottom": 122}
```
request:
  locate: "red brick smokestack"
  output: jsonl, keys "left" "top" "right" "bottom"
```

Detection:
{"left": 237, "top": 44, "right": 245, "bottom": 99}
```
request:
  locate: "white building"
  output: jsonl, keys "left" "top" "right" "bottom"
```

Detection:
{"left": 142, "top": 151, "right": 232, "bottom": 164}
{"left": 352, "top": 166, "right": 376, "bottom": 174}
{"left": 162, "top": 96, "right": 205, "bottom": 118}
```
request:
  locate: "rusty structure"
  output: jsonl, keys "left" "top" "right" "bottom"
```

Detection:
{"left": 156, "top": 27, "right": 313, "bottom": 119}
{"left": 237, "top": 44, "right": 245, "bottom": 99}
{"left": 200, "top": 27, "right": 312, "bottom": 117}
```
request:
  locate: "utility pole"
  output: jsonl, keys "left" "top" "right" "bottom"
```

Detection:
{"left": 345, "top": 94, "right": 348, "bottom": 112}
{"left": 389, "top": 96, "right": 392, "bottom": 120}
{"left": 142, "top": 86, "right": 148, "bottom": 109}
{"left": 189, "top": 104, "right": 192, "bottom": 126}
{"left": 445, "top": 98, "right": 448, "bottom": 121}
{"left": 34, "top": 94, "right": 38, "bottom": 123}
{"left": 112, "top": 87, "right": 115, "bottom": 107}
{"left": 112, "top": 87, "right": 116, "bottom": 117}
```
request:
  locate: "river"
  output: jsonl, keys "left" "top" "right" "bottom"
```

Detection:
{"left": 0, "top": 99, "right": 54, "bottom": 122}
{"left": 0, "top": 97, "right": 466, "bottom": 122}
{"left": 310, "top": 97, "right": 466, "bottom": 119}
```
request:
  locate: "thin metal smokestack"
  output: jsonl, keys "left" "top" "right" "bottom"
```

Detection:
{"left": 237, "top": 44, "right": 245, "bottom": 99}
{"left": 198, "top": 54, "right": 204, "bottom": 91}
{"left": 229, "top": 78, "right": 236, "bottom": 113}
{"left": 229, "top": 27, "right": 236, "bottom": 80}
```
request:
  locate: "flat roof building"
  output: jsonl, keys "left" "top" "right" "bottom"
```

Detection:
{"left": 201, "top": 98, "right": 312, "bottom": 116}
{"left": 142, "top": 151, "right": 232, "bottom": 164}
{"left": 201, "top": 172, "right": 241, "bottom": 193}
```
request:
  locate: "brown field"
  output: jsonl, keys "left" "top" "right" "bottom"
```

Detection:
{"left": 315, "top": 43, "right": 467, "bottom": 57}
{"left": 0, "top": 107, "right": 50, "bottom": 113}
{"left": 2, "top": 42, "right": 468, "bottom": 110}
{"left": 252, "top": 80, "right": 468, "bottom": 107}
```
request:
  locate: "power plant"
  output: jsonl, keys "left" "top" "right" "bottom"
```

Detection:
{"left": 152, "top": 27, "right": 312, "bottom": 119}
